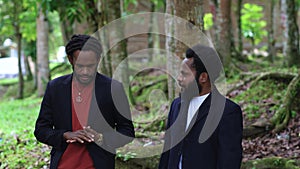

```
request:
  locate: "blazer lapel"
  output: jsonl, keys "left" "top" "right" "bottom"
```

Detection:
{"left": 62, "top": 74, "right": 73, "bottom": 130}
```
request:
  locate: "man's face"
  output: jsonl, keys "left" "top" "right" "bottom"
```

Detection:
{"left": 177, "top": 58, "right": 197, "bottom": 90}
{"left": 72, "top": 50, "right": 99, "bottom": 85}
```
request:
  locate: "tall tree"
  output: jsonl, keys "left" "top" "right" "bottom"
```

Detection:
{"left": 0, "top": 0, "right": 26, "bottom": 99}
{"left": 102, "top": 0, "right": 129, "bottom": 85}
{"left": 235, "top": 0, "right": 244, "bottom": 61}
{"left": 214, "top": 0, "right": 232, "bottom": 68}
{"left": 37, "top": 2, "right": 50, "bottom": 96}
{"left": 165, "top": 0, "right": 204, "bottom": 100}
{"left": 280, "top": 0, "right": 300, "bottom": 67}
{"left": 268, "top": 0, "right": 277, "bottom": 63}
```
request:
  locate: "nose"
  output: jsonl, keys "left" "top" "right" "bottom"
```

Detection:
{"left": 82, "top": 67, "right": 89, "bottom": 75}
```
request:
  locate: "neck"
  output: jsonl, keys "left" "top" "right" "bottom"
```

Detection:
{"left": 198, "top": 84, "right": 211, "bottom": 96}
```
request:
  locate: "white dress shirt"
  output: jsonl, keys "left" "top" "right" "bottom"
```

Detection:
{"left": 179, "top": 93, "right": 209, "bottom": 169}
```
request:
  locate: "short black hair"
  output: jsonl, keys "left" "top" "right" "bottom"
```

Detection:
{"left": 186, "top": 44, "right": 221, "bottom": 82}
{"left": 65, "top": 34, "right": 102, "bottom": 59}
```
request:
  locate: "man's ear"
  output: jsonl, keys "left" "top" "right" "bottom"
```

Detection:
{"left": 67, "top": 55, "right": 73, "bottom": 65}
{"left": 199, "top": 72, "right": 209, "bottom": 83}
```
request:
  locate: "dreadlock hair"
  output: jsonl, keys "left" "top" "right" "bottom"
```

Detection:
{"left": 65, "top": 34, "right": 102, "bottom": 59}
{"left": 186, "top": 44, "right": 221, "bottom": 83}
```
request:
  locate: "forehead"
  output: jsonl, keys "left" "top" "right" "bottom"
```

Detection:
{"left": 73, "top": 50, "right": 98, "bottom": 63}
{"left": 181, "top": 58, "right": 194, "bottom": 70}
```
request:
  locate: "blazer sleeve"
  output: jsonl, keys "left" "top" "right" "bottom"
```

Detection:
{"left": 34, "top": 82, "right": 68, "bottom": 150}
{"left": 159, "top": 99, "right": 177, "bottom": 169}
{"left": 217, "top": 102, "right": 243, "bottom": 169}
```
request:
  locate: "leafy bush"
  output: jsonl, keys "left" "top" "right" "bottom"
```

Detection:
{"left": 241, "top": 3, "right": 267, "bottom": 47}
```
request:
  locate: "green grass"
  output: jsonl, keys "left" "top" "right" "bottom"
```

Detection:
{"left": 0, "top": 78, "right": 18, "bottom": 86}
{"left": 0, "top": 96, "right": 50, "bottom": 168}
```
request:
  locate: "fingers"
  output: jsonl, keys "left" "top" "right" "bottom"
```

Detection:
{"left": 64, "top": 129, "right": 95, "bottom": 144}
{"left": 84, "top": 126, "right": 103, "bottom": 145}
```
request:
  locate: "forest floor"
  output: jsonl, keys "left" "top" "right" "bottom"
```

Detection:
{"left": 228, "top": 81, "right": 300, "bottom": 163}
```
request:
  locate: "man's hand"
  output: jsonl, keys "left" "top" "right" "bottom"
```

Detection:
{"left": 84, "top": 126, "right": 103, "bottom": 146}
{"left": 63, "top": 128, "right": 95, "bottom": 144}
{"left": 63, "top": 126, "right": 103, "bottom": 145}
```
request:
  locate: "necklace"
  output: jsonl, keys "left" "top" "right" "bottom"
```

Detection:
{"left": 73, "top": 81, "right": 85, "bottom": 103}
{"left": 76, "top": 92, "right": 83, "bottom": 103}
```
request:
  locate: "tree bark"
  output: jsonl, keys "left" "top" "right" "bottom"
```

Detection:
{"left": 280, "top": 0, "right": 300, "bottom": 67}
{"left": 215, "top": 0, "right": 232, "bottom": 67}
{"left": 37, "top": 3, "right": 50, "bottom": 97}
{"left": 165, "top": 0, "right": 204, "bottom": 100}
{"left": 236, "top": 0, "right": 243, "bottom": 55}
{"left": 11, "top": 0, "right": 24, "bottom": 99}
{"left": 267, "top": 0, "right": 276, "bottom": 63}
{"left": 16, "top": 31, "right": 24, "bottom": 99}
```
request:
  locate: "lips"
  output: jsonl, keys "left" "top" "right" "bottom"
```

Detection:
{"left": 79, "top": 76, "right": 91, "bottom": 81}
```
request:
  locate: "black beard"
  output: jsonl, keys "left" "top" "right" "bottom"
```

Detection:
{"left": 180, "top": 80, "right": 202, "bottom": 101}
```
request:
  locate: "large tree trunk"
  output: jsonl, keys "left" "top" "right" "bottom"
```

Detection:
{"left": 280, "top": 0, "right": 300, "bottom": 67}
{"left": 233, "top": 0, "right": 246, "bottom": 62}
{"left": 37, "top": 3, "right": 50, "bottom": 97}
{"left": 165, "top": 0, "right": 204, "bottom": 100}
{"left": 105, "top": 0, "right": 129, "bottom": 86}
{"left": 215, "top": 0, "right": 232, "bottom": 67}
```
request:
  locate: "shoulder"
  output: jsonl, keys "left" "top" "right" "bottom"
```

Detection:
{"left": 224, "top": 97, "right": 242, "bottom": 115}
{"left": 48, "top": 74, "right": 72, "bottom": 87}
{"left": 96, "top": 73, "right": 122, "bottom": 85}
{"left": 171, "top": 97, "right": 181, "bottom": 107}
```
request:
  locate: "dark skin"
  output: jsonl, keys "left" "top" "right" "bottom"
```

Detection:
{"left": 63, "top": 50, "right": 103, "bottom": 145}
{"left": 177, "top": 57, "right": 211, "bottom": 96}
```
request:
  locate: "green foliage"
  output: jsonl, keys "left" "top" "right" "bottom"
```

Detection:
{"left": 116, "top": 151, "right": 137, "bottom": 161}
{"left": 232, "top": 79, "right": 288, "bottom": 119}
{"left": 0, "top": 97, "right": 50, "bottom": 168}
{"left": 241, "top": 3, "right": 267, "bottom": 46}
{"left": 49, "top": 0, "right": 90, "bottom": 24}
{"left": 203, "top": 13, "right": 213, "bottom": 30}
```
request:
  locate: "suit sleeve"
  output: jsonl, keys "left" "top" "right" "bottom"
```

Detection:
{"left": 102, "top": 81, "right": 135, "bottom": 149}
{"left": 217, "top": 103, "right": 243, "bottom": 169}
{"left": 159, "top": 100, "right": 177, "bottom": 169}
{"left": 34, "top": 82, "right": 68, "bottom": 150}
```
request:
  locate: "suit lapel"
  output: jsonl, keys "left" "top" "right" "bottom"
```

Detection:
{"left": 62, "top": 74, "right": 73, "bottom": 130}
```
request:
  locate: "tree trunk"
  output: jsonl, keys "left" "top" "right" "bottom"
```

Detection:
{"left": 37, "top": 3, "right": 50, "bottom": 97}
{"left": 104, "top": 0, "right": 129, "bottom": 87}
{"left": 215, "top": 0, "right": 232, "bottom": 67}
{"left": 267, "top": 0, "right": 276, "bottom": 63}
{"left": 11, "top": 0, "right": 24, "bottom": 99}
{"left": 236, "top": 0, "right": 243, "bottom": 55}
{"left": 280, "top": 0, "right": 300, "bottom": 67}
{"left": 16, "top": 32, "right": 24, "bottom": 99}
{"left": 233, "top": 0, "right": 246, "bottom": 62}
{"left": 165, "top": 0, "right": 204, "bottom": 100}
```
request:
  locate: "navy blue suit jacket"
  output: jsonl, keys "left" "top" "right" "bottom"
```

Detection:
{"left": 159, "top": 92, "right": 243, "bottom": 169}
{"left": 34, "top": 73, "right": 135, "bottom": 169}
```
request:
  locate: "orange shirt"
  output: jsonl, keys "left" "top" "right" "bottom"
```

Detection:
{"left": 57, "top": 80, "right": 95, "bottom": 169}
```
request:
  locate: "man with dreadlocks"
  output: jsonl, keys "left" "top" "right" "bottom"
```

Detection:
{"left": 34, "top": 34, "right": 135, "bottom": 169}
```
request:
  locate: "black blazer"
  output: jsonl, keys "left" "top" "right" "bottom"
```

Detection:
{"left": 34, "top": 73, "right": 135, "bottom": 169}
{"left": 159, "top": 92, "right": 243, "bottom": 169}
